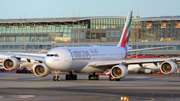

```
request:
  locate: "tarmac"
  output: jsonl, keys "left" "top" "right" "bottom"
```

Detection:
{"left": 0, "top": 72, "right": 180, "bottom": 101}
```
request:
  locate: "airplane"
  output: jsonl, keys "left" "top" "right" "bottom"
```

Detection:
{"left": 0, "top": 46, "right": 172, "bottom": 71}
{"left": 0, "top": 11, "right": 180, "bottom": 81}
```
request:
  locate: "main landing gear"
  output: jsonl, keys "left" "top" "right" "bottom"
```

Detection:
{"left": 53, "top": 70, "right": 60, "bottom": 81}
{"left": 88, "top": 73, "right": 99, "bottom": 80}
{"left": 66, "top": 71, "right": 77, "bottom": 80}
{"left": 52, "top": 71, "right": 77, "bottom": 81}
{"left": 109, "top": 75, "right": 120, "bottom": 81}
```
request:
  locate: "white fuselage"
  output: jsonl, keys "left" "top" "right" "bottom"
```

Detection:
{"left": 45, "top": 46, "right": 127, "bottom": 72}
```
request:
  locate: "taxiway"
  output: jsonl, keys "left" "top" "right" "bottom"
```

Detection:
{"left": 0, "top": 72, "right": 180, "bottom": 101}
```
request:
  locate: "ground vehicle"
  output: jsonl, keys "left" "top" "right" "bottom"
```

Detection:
{"left": 0, "top": 68, "right": 7, "bottom": 72}
{"left": 155, "top": 71, "right": 163, "bottom": 74}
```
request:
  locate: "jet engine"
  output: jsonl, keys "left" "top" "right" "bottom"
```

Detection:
{"left": 32, "top": 63, "right": 51, "bottom": 77}
{"left": 3, "top": 57, "right": 20, "bottom": 70}
{"left": 160, "top": 60, "right": 178, "bottom": 74}
{"left": 110, "top": 64, "right": 128, "bottom": 79}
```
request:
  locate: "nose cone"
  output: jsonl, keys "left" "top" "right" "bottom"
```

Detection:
{"left": 44, "top": 49, "right": 59, "bottom": 70}
{"left": 44, "top": 48, "right": 72, "bottom": 71}
{"left": 44, "top": 56, "right": 54, "bottom": 69}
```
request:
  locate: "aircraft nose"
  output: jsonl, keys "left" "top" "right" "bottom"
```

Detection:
{"left": 44, "top": 57, "right": 54, "bottom": 69}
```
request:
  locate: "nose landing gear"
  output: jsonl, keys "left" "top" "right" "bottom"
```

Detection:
{"left": 53, "top": 75, "right": 60, "bottom": 81}
{"left": 52, "top": 70, "right": 60, "bottom": 81}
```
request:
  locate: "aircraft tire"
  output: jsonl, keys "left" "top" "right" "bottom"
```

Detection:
{"left": 95, "top": 75, "right": 99, "bottom": 80}
{"left": 57, "top": 76, "right": 60, "bottom": 81}
{"left": 72, "top": 74, "right": 77, "bottom": 80}
{"left": 88, "top": 75, "right": 93, "bottom": 80}
{"left": 66, "top": 74, "right": 71, "bottom": 80}
{"left": 53, "top": 76, "right": 56, "bottom": 81}
{"left": 115, "top": 78, "right": 120, "bottom": 81}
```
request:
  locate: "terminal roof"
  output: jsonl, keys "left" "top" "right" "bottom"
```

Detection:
{"left": 0, "top": 16, "right": 126, "bottom": 23}
{"left": 134, "top": 16, "right": 180, "bottom": 21}
{"left": 1, "top": 16, "right": 180, "bottom": 23}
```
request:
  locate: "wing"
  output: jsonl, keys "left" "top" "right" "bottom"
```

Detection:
{"left": 0, "top": 52, "right": 45, "bottom": 62}
{"left": 88, "top": 57, "right": 180, "bottom": 68}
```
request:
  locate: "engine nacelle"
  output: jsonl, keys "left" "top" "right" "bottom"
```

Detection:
{"left": 110, "top": 64, "right": 128, "bottom": 79}
{"left": 3, "top": 57, "right": 20, "bottom": 70}
{"left": 32, "top": 63, "right": 51, "bottom": 77}
{"left": 160, "top": 60, "right": 178, "bottom": 74}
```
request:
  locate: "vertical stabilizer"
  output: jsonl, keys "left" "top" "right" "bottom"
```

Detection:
{"left": 117, "top": 11, "right": 132, "bottom": 47}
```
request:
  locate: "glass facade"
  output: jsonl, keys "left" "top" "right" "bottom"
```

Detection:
{"left": 0, "top": 35, "right": 55, "bottom": 42}
{"left": 135, "top": 20, "right": 180, "bottom": 42}
{"left": 0, "top": 18, "right": 130, "bottom": 43}
{"left": 0, "top": 20, "right": 89, "bottom": 50}
{"left": 0, "top": 17, "right": 180, "bottom": 51}
{"left": 0, "top": 22, "right": 88, "bottom": 42}
{"left": 106, "top": 30, "right": 120, "bottom": 37}
{"left": 0, "top": 44, "right": 52, "bottom": 50}
{"left": 90, "top": 18, "right": 126, "bottom": 29}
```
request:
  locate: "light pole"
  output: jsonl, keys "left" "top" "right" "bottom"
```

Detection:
{"left": 78, "top": 12, "right": 80, "bottom": 47}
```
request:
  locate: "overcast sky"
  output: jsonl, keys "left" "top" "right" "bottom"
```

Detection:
{"left": 0, "top": 0, "right": 179, "bottom": 19}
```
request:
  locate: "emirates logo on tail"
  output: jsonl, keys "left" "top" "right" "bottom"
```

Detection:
{"left": 117, "top": 11, "right": 132, "bottom": 47}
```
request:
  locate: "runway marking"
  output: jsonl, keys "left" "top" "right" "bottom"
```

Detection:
{"left": 19, "top": 95, "right": 35, "bottom": 98}
{"left": 0, "top": 87, "right": 8, "bottom": 89}
{"left": 0, "top": 96, "right": 3, "bottom": 98}
{"left": 100, "top": 75, "right": 150, "bottom": 79}
{"left": 125, "top": 76, "right": 150, "bottom": 79}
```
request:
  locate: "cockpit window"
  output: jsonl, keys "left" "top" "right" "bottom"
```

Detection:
{"left": 47, "top": 54, "right": 59, "bottom": 57}
{"left": 55, "top": 54, "right": 59, "bottom": 57}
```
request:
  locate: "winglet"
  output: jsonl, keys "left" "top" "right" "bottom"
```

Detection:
{"left": 117, "top": 11, "right": 132, "bottom": 47}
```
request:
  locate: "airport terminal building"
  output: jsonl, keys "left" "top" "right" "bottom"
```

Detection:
{"left": 0, "top": 17, "right": 128, "bottom": 49}
{"left": 0, "top": 15, "right": 180, "bottom": 55}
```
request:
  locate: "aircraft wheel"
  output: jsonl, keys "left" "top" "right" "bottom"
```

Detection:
{"left": 95, "top": 75, "right": 99, "bottom": 80}
{"left": 53, "top": 76, "right": 56, "bottom": 81}
{"left": 115, "top": 78, "right": 120, "bottom": 81}
{"left": 89, "top": 75, "right": 99, "bottom": 80}
{"left": 53, "top": 76, "right": 60, "bottom": 81}
{"left": 57, "top": 76, "right": 60, "bottom": 81}
{"left": 66, "top": 74, "right": 71, "bottom": 80}
{"left": 72, "top": 74, "right": 77, "bottom": 80}
{"left": 88, "top": 75, "right": 93, "bottom": 80}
